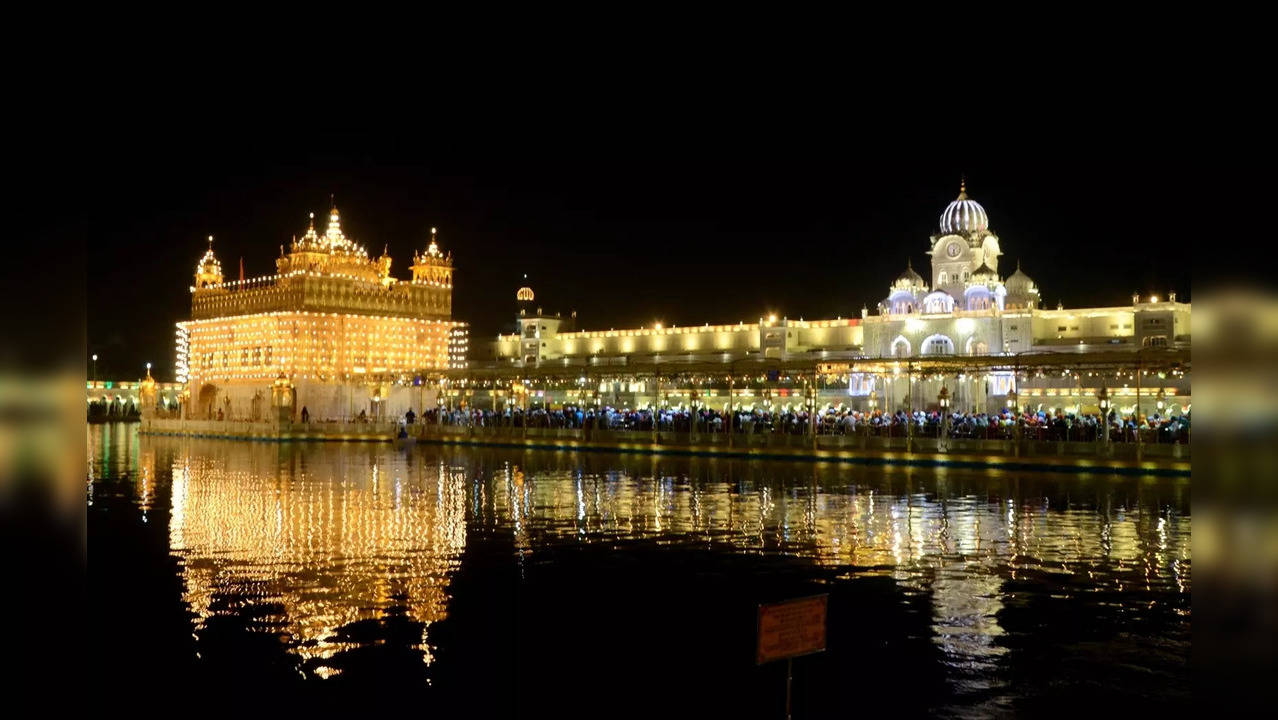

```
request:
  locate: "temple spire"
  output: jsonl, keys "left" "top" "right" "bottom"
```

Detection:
{"left": 195, "top": 234, "right": 224, "bottom": 288}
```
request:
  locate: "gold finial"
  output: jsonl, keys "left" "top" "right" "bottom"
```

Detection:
{"left": 431, "top": 226, "right": 437, "bottom": 236}
{"left": 207, "top": 234, "right": 213, "bottom": 249}
{"left": 960, "top": 175, "right": 966, "bottom": 193}
{"left": 330, "top": 193, "right": 336, "bottom": 211}
{"left": 308, "top": 212, "right": 315, "bottom": 229}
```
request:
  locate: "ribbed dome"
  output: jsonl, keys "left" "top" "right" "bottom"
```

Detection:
{"left": 969, "top": 262, "right": 998, "bottom": 283}
{"left": 894, "top": 259, "right": 926, "bottom": 288}
{"left": 1005, "top": 261, "right": 1035, "bottom": 291}
{"left": 939, "top": 181, "right": 989, "bottom": 235}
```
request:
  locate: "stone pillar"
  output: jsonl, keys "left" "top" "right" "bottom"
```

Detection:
{"left": 810, "top": 370, "right": 818, "bottom": 451}
{"left": 652, "top": 374, "right": 659, "bottom": 445}
{"left": 689, "top": 386, "right": 698, "bottom": 443}
{"left": 938, "top": 385, "right": 950, "bottom": 453}
{"left": 727, "top": 373, "right": 734, "bottom": 448}
{"left": 906, "top": 367, "right": 914, "bottom": 454}
{"left": 1135, "top": 361, "right": 1143, "bottom": 461}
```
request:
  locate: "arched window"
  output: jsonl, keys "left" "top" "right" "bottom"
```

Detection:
{"left": 921, "top": 334, "right": 955, "bottom": 355}
{"left": 965, "top": 286, "right": 993, "bottom": 311}
{"left": 888, "top": 290, "right": 916, "bottom": 316}
{"left": 890, "top": 336, "right": 911, "bottom": 357}
{"left": 939, "top": 271, "right": 948, "bottom": 285}
{"left": 922, "top": 291, "right": 954, "bottom": 314}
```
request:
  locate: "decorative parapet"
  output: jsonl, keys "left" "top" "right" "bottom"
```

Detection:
{"left": 192, "top": 273, "right": 451, "bottom": 321}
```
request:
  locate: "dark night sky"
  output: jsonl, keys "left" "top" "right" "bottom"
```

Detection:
{"left": 86, "top": 110, "right": 1216, "bottom": 381}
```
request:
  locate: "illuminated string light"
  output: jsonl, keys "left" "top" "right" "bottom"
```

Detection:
{"left": 181, "top": 209, "right": 468, "bottom": 419}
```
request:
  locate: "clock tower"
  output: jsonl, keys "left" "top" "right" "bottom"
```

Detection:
{"left": 929, "top": 179, "right": 1001, "bottom": 300}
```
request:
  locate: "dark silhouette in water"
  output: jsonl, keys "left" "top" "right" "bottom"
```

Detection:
{"left": 87, "top": 398, "right": 141, "bottom": 423}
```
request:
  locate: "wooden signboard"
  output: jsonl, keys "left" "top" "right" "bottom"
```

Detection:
{"left": 756, "top": 594, "right": 828, "bottom": 665}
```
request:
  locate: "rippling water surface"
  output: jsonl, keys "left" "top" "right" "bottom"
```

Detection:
{"left": 88, "top": 423, "right": 1189, "bottom": 716}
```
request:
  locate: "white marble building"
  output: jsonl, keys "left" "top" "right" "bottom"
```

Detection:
{"left": 486, "top": 181, "right": 1189, "bottom": 369}
{"left": 861, "top": 181, "right": 1188, "bottom": 359}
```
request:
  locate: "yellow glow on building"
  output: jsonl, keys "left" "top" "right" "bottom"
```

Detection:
{"left": 180, "top": 208, "right": 467, "bottom": 420}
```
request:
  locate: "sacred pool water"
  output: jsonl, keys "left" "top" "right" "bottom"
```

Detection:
{"left": 88, "top": 423, "right": 1189, "bottom": 716}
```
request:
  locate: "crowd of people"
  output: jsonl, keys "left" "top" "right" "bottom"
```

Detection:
{"left": 416, "top": 404, "right": 1190, "bottom": 444}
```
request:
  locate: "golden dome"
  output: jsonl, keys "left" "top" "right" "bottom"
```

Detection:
{"left": 195, "top": 235, "right": 224, "bottom": 288}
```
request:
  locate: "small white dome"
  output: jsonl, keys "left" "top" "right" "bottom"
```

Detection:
{"left": 1005, "top": 261, "right": 1035, "bottom": 292}
{"left": 893, "top": 259, "right": 926, "bottom": 289}
{"left": 1004, "top": 261, "right": 1039, "bottom": 308}
{"left": 968, "top": 262, "right": 999, "bottom": 284}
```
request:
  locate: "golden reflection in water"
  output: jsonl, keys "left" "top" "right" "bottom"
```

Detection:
{"left": 167, "top": 441, "right": 467, "bottom": 677}
{"left": 115, "top": 432, "right": 1189, "bottom": 682}
{"left": 480, "top": 469, "right": 1189, "bottom": 588}
{"left": 475, "top": 464, "right": 1189, "bottom": 683}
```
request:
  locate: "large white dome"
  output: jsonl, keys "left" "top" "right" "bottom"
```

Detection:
{"left": 939, "top": 181, "right": 989, "bottom": 235}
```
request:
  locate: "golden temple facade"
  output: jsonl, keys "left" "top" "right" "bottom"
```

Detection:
{"left": 177, "top": 205, "right": 467, "bottom": 422}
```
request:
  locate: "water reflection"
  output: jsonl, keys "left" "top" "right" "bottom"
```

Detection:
{"left": 165, "top": 443, "right": 467, "bottom": 677}
{"left": 88, "top": 424, "right": 1189, "bottom": 710}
